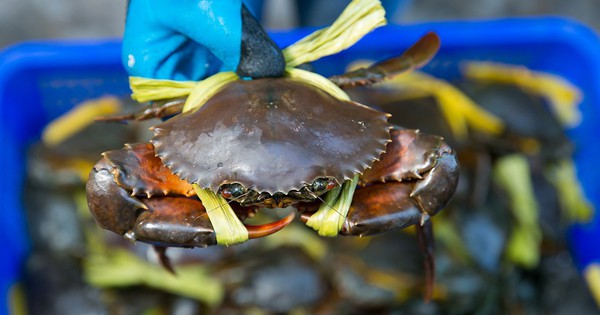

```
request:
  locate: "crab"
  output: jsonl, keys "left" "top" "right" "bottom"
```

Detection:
{"left": 86, "top": 32, "right": 459, "bottom": 297}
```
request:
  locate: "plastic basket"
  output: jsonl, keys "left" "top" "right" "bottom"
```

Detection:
{"left": 1, "top": 17, "right": 599, "bottom": 315}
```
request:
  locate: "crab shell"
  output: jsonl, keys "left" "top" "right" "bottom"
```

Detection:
{"left": 151, "top": 77, "right": 392, "bottom": 194}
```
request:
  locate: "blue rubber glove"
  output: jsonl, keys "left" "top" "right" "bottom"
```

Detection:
{"left": 123, "top": 0, "right": 244, "bottom": 81}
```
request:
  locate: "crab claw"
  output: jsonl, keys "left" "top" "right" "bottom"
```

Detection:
{"left": 132, "top": 198, "right": 295, "bottom": 247}
{"left": 247, "top": 212, "right": 296, "bottom": 239}
{"left": 129, "top": 196, "right": 218, "bottom": 247}
{"left": 147, "top": 209, "right": 294, "bottom": 273}
{"left": 299, "top": 128, "right": 458, "bottom": 300}
{"left": 296, "top": 129, "right": 458, "bottom": 237}
{"left": 86, "top": 157, "right": 148, "bottom": 235}
{"left": 350, "top": 128, "right": 458, "bottom": 230}
{"left": 87, "top": 143, "right": 294, "bottom": 252}
{"left": 89, "top": 182, "right": 294, "bottom": 249}
{"left": 342, "top": 150, "right": 459, "bottom": 236}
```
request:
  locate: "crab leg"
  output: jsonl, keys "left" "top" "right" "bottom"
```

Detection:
{"left": 86, "top": 143, "right": 294, "bottom": 249}
{"left": 96, "top": 98, "right": 186, "bottom": 122}
{"left": 329, "top": 32, "right": 441, "bottom": 88}
{"left": 416, "top": 219, "right": 435, "bottom": 301}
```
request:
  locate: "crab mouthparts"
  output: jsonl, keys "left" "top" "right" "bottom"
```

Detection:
{"left": 261, "top": 193, "right": 298, "bottom": 209}
{"left": 218, "top": 177, "right": 340, "bottom": 209}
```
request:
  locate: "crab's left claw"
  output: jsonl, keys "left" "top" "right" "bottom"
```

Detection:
{"left": 351, "top": 128, "right": 458, "bottom": 300}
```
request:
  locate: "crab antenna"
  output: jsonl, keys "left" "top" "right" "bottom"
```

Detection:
{"left": 303, "top": 183, "right": 348, "bottom": 220}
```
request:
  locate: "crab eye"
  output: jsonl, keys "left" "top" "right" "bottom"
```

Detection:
{"left": 312, "top": 178, "right": 337, "bottom": 192}
{"left": 220, "top": 183, "right": 245, "bottom": 199}
{"left": 326, "top": 179, "right": 337, "bottom": 190}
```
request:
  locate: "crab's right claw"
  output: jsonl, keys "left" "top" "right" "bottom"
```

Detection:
{"left": 343, "top": 129, "right": 458, "bottom": 301}
{"left": 330, "top": 32, "right": 441, "bottom": 88}
{"left": 342, "top": 129, "right": 459, "bottom": 236}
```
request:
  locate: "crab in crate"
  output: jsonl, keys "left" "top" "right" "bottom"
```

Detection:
{"left": 86, "top": 32, "right": 459, "bottom": 297}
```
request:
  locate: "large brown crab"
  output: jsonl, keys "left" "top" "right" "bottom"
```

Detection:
{"left": 86, "top": 32, "right": 458, "bottom": 296}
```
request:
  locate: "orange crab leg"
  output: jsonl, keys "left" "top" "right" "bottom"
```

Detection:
{"left": 247, "top": 212, "right": 296, "bottom": 239}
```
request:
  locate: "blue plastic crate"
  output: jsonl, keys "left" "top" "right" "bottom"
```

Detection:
{"left": 1, "top": 17, "right": 599, "bottom": 315}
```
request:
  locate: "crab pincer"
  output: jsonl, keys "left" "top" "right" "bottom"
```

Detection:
{"left": 86, "top": 143, "right": 295, "bottom": 248}
{"left": 299, "top": 128, "right": 458, "bottom": 299}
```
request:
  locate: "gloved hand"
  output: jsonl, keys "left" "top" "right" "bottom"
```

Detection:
{"left": 123, "top": 0, "right": 285, "bottom": 81}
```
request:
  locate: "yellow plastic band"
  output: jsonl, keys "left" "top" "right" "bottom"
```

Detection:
{"left": 285, "top": 67, "right": 351, "bottom": 101}
{"left": 84, "top": 249, "right": 224, "bottom": 305}
{"left": 129, "top": 77, "right": 197, "bottom": 103}
{"left": 493, "top": 154, "right": 541, "bottom": 268}
{"left": 545, "top": 159, "right": 594, "bottom": 223}
{"left": 182, "top": 72, "right": 239, "bottom": 113}
{"left": 42, "top": 96, "right": 121, "bottom": 146}
{"left": 193, "top": 184, "right": 249, "bottom": 246}
{"left": 383, "top": 71, "right": 504, "bottom": 140}
{"left": 462, "top": 61, "right": 583, "bottom": 127}
{"left": 584, "top": 264, "right": 600, "bottom": 307}
{"left": 306, "top": 174, "right": 359, "bottom": 237}
{"left": 282, "top": 0, "right": 386, "bottom": 68}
